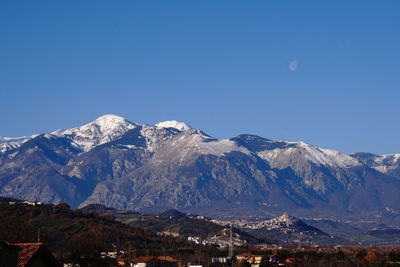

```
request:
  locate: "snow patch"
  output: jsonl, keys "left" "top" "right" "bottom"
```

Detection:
{"left": 375, "top": 154, "right": 400, "bottom": 164}
{"left": 139, "top": 125, "right": 181, "bottom": 152}
{"left": 0, "top": 135, "right": 39, "bottom": 153}
{"left": 368, "top": 154, "right": 400, "bottom": 173}
{"left": 155, "top": 120, "right": 191, "bottom": 131}
{"left": 258, "top": 141, "right": 360, "bottom": 168}
{"left": 155, "top": 130, "right": 251, "bottom": 165}
{"left": 185, "top": 132, "right": 250, "bottom": 156}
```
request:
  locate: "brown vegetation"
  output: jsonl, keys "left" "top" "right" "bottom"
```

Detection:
{"left": 2, "top": 201, "right": 400, "bottom": 266}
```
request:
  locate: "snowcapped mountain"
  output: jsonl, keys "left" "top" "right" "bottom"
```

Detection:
{"left": 52, "top": 114, "right": 137, "bottom": 151}
{"left": 231, "top": 134, "right": 360, "bottom": 169}
{"left": 231, "top": 135, "right": 364, "bottom": 194}
{"left": 1, "top": 114, "right": 400, "bottom": 222}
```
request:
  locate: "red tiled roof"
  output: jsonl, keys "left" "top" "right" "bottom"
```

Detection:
{"left": 156, "top": 256, "right": 178, "bottom": 263}
{"left": 117, "top": 258, "right": 127, "bottom": 265}
{"left": 285, "top": 257, "right": 302, "bottom": 263}
{"left": 132, "top": 256, "right": 154, "bottom": 263}
{"left": 132, "top": 256, "right": 179, "bottom": 263}
{"left": 13, "top": 243, "right": 43, "bottom": 267}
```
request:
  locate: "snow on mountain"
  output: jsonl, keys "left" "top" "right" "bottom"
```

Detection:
{"left": 52, "top": 114, "right": 137, "bottom": 151}
{"left": 153, "top": 129, "right": 252, "bottom": 164}
{"left": 371, "top": 154, "right": 400, "bottom": 173}
{"left": 0, "top": 135, "right": 38, "bottom": 153}
{"left": 352, "top": 152, "right": 400, "bottom": 174}
{"left": 155, "top": 120, "right": 191, "bottom": 131}
{"left": 258, "top": 141, "right": 361, "bottom": 169}
{"left": 376, "top": 154, "right": 400, "bottom": 164}
{"left": 138, "top": 124, "right": 182, "bottom": 152}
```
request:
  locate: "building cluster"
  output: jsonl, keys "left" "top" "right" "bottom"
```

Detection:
{"left": 212, "top": 213, "right": 300, "bottom": 231}
{"left": 186, "top": 230, "right": 246, "bottom": 248}
{"left": 7, "top": 200, "right": 43, "bottom": 206}
{"left": 212, "top": 253, "right": 279, "bottom": 267}
{"left": 3, "top": 238, "right": 359, "bottom": 267}
{"left": 187, "top": 236, "right": 213, "bottom": 246}
{"left": 90, "top": 254, "right": 200, "bottom": 267}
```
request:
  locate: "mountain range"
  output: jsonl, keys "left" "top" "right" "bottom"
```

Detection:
{"left": 1, "top": 114, "right": 400, "bottom": 223}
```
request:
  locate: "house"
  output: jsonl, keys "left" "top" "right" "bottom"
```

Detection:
{"left": 101, "top": 251, "right": 118, "bottom": 259}
{"left": 131, "top": 256, "right": 184, "bottom": 267}
{"left": 211, "top": 257, "right": 228, "bottom": 263}
{"left": 236, "top": 254, "right": 262, "bottom": 265}
{"left": 0, "top": 241, "right": 61, "bottom": 267}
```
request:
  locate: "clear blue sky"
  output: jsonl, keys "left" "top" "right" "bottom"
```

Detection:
{"left": 1, "top": 1, "right": 399, "bottom": 154}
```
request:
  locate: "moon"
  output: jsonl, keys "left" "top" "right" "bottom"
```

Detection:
{"left": 289, "top": 60, "right": 299, "bottom": 71}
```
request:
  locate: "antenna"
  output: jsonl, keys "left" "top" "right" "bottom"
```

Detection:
{"left": 228, "top": 224, "right": 233, "bottom": 259}
{"left": 129, "top": 243, "right": 132, "bottom": 265}
{"left": 37, "top": 228, "right": 40, "bottom": 243}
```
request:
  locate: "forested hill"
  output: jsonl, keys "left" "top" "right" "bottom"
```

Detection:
{"left": 0, "top": 200, "right": 212, "bottom": 266}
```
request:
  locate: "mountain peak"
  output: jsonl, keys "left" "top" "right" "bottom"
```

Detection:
{"left": 52, "top": 114, "right": 137, "bottom": 151}
{"left": 91, "top": 114, "right": 135, "bottom": 130}
{"left": 155, "top": 120, "right": 191, "bottom": 131}
{"left": 94, "top": 114, "right": 128, "bottom": 123}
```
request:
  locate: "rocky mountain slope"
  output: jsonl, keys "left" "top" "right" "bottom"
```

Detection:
{"left": 1, "top": 114, "right": 400, "bottom": 222}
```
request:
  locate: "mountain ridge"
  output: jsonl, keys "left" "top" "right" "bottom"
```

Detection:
{"left": 1, "top": 114, "right": 400, "bottom": 222}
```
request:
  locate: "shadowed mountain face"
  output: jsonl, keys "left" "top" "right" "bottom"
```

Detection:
{"left": 1, "top": 115, "right": 400, "bottom": 221}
